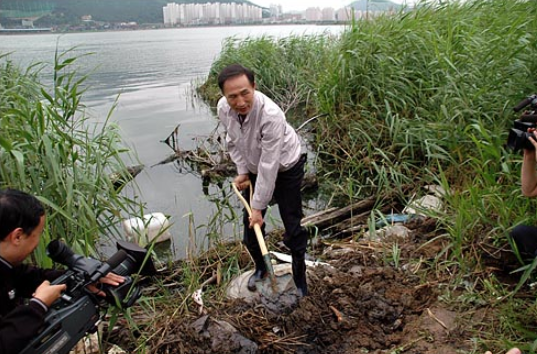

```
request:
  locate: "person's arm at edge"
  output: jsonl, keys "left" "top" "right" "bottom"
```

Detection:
{"left": 521, "top": 147, "right": 537, "bottom": 197}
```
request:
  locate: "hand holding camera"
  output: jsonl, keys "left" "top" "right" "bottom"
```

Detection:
{"left": 20, "top": 239, "right": 155, "bottom": 354}
{"left": 86, "top": 272, "right": 125, "bottom": 297}
{"left": 33, "top": 280, "right": 67, "bottom": 307}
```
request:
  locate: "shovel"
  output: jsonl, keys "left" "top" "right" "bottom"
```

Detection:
{"left": 232, "top": 181, "right": 278, "bottom": 292}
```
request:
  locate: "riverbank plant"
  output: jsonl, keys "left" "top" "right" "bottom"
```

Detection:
{"left": 199, "top": 0, "right": 537, "bottom": 349}
{"left": 199, "top": 32, "right": 336, "bottom": 115}
{"left": 316, "top": 0, "right": 536, "bottom": 197}
{"left": 0, "top": 50, "right": 142, "bottom": 265}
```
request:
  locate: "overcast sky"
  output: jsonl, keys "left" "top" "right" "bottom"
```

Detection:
{"left": 251, "top": 0, "right": 416, "bottom": 12}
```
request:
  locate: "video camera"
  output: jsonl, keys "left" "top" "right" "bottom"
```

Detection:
{"left": 507, "top": 94, "right": 537, "bottom": 152}
{"left": 20, "top": 239, "right": 156, "bottom": 354}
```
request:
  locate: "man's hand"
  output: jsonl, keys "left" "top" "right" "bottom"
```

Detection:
{"left": 249, "top": 208, "right": 264, "bottom": 228}
{"left": 234, "top": 174, "right": 250, "bottom": 191}
{"left": 33, "top": 280, "right": 66, "bottom": 307}
{"left": 87, "top": 272, "right": 125, "bottom": 297}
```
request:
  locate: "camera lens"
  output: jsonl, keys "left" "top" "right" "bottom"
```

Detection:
{"left": 47, "top": 240, "right": 76, "bottom": 266}
{"left": 107, "top": 250, "right": 137, "bottom": 276}
{"left": 47, "top": 240, "right": 87, "bottom": 271}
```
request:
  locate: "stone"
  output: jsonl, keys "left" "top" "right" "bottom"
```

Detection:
{"left": 226, "top": 263, "right": 302, "bottom": 313}
{"left": 191, "top": 315, "right": 258, "bottom": 354}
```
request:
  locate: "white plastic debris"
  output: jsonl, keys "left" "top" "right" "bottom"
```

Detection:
{"left": 403, "top": 184, "right": 446, "bottom": 217}
{"left": 403, "top": 194, "right": 442, "bottom": 216}
{"left": 424, "top": 184, "right": 447, "bottom": 197}
{"left": 370, "top": 224, "right": 411, "bottom": 241}
{"left": 270, "top": 251, "right": 329, "bottom": 267}
{"left": 108, "top": 345, "right": 127, "bottom": 354}
{"left": 191, "top": 288, "right": 204, "bottom": 315}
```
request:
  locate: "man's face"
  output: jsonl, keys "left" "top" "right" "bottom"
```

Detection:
{"left": 222, "top": 74, "right": 256, "bottom": 116}
{"left": 14, "top": 215, "right": 45, "bottom": 264}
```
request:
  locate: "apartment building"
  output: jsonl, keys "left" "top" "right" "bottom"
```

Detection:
{"left": 163, "top": 2, "right": 262, "bottom": 26}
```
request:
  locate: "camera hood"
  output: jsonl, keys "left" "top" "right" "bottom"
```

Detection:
{"left": 116, "top": 240, "right": 156, "bottom": 276}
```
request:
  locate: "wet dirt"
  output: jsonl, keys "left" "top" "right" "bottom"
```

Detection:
{"left": 107, "top": 216, "right": 504, "bottom": 354}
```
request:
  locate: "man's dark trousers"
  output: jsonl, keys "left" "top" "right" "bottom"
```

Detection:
{"left": 242, "top": 154, "right": 308, "bottom": 295}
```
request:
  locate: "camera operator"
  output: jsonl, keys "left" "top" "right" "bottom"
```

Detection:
{"left": 509, "top": 128, "right": 537, "bottom": 258}
{"left": 0, "top": 188, "right": 124, "bottom": 354}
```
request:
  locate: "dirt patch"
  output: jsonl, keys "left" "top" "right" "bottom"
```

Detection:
{"left": 106, "top": 217, "right": 509, "bottom": 354}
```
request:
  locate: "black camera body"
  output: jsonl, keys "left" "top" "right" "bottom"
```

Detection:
{"left": 507, "top": 94, "right": 537, "bottom": 152}
{"left": 20, "top": 239, "right": 155, "bottom": 354}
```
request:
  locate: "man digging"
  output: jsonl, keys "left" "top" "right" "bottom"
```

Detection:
{"left": 217, "top": 64, "right": 309, "bottom": 297}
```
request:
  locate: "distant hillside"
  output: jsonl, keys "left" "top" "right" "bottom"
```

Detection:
{"left": 0, "top": 0, "right": 265, "bottom": 25}
{"left": 349, "top": 0, "right": 404, "bottom": 11}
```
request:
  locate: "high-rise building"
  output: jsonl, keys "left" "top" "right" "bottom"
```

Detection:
{"left": 336, "top": 7, "right": 355, "bottom": 22}
{"left": 163, "top": 2, "right": 262, "bottom": 26}
{"left": 305, "top": 7, "right": 322, "bottom": 22}
{"left": 269, "top": 4, "right": 282, "bottom": 18}
{"left": 321, "top": 7, "right": 335, "bottom": 21}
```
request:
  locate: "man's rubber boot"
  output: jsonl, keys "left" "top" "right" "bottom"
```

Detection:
{"left": 292, "top": 252, "right": 308, "bottom": 297}
{"left": 246, "top": 243, "right": 267, "bottom": 292}
{"left": 247, "top": 269, "right": 267, "bottom": 291}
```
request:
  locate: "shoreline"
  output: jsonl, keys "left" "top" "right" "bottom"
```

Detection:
{"left": 0, "top": 28, "right": 53, "bottom": 34}
{"left": 0, "top": 22, "right": 346, "bottom": 36}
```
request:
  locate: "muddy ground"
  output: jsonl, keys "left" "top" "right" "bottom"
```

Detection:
{"left": 107, "top": 216, "right": 523, "bottom": 354}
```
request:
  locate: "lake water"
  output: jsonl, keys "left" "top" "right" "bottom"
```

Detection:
{"left": 0, "top": 25, "right": 343, "bottom": 259}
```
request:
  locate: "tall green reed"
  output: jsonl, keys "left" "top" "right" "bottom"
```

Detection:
{"left": 317, "top": 0, "right": 537, "bottom": 195}
{"left": 0, "top": 51, "right": 142, "bottom": 265}
{"left": 199, "top": 32, "right": 337, "bottom": 115}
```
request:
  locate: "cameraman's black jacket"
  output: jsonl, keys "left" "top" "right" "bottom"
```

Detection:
{"left": 0, "top": 256, "right": 64, "bottom": 354}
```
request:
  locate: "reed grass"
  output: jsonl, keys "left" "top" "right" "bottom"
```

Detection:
{"left": 199, "top": 32, "right": 337, "bottom": 114}
{"left": 317, "top": 0, "right": 537, "bottom": 192}
{"left": 0, "top": 51, "right": 143, "bottom": 264}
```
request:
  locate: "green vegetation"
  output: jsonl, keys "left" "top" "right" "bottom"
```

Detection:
{"left": 0, "top": 51, "right": 142, "bottom": 265}
{"left": 199, "top": 0, "right": 537, "bottom": 350}
{"left": 201, "top": 32, "right": 337, "bottom": 113}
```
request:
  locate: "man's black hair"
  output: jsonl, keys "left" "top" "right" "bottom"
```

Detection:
{"left": 0, "top": 189, "right": 45, "bottom": 241}
{"left": 217, "top": 64, "right": 255, "bottom": 92}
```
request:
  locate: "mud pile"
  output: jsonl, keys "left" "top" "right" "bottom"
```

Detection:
{"left": 108, "top": 217, "right": 485, "bottom": 354}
